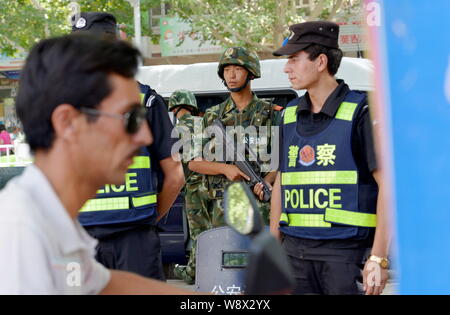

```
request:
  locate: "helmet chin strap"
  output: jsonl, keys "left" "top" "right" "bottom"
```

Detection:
{"left": 174, "top": 106, "right": 195, "bottom": 118}
{"left": 174, "top": 107, "right": 185, "bottom": 117}
{"left": 223, "top": 73, "right": 252, "bottom": 93}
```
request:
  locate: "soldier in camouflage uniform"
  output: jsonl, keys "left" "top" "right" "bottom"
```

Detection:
{"left": 168, "top": 90, "right": 208, "bottom": 284}
{"left": 189, "top": 47, "right": 282, "bottom": 229}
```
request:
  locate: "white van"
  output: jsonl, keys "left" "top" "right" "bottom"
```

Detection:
{"left": 136, "top": 57, "right": 374, "bottom": 113}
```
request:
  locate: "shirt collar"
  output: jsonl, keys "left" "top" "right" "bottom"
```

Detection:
{"left": 297, "top": 80, "right": 350, "bottom": 117}
{"left": 223, "top": 93, "right": 260, "bottom": 116}
{"left": 18, "top": 165, "right": 97, "bottom": 255}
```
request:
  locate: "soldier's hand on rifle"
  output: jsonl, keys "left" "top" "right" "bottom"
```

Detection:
{"left": 223, "top": 165, "right": 250, "bottom": 182}
{"left": 253, "top": 181, "right": 272, "bottom": 201}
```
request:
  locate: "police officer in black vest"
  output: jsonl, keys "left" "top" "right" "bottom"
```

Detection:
{"left": 270, "top": 21, "right": 391, "bottom": 295}
{"left": 72, "top": 12, "right": 185, "bottom": 280}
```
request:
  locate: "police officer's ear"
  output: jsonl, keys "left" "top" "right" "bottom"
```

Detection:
{"left": 51, "top": 104, "right": 81, "bottom": 141}
{"left": 316, "top": 53, "right": 329, "bottom": 73}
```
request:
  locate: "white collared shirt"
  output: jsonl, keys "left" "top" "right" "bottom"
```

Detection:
{"left": 0, "top": 165, "right": 111, "bottom": 295}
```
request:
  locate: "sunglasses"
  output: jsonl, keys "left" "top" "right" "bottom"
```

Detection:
{"left": 79, "top": 105, "right": 147, "bottom": 134}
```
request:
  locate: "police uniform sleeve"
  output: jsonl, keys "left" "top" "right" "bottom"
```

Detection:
{"left": 278, "top": 116, "right": 284, "bottom": 171}
{"left": 353, "top": 104, "right": 377, "bottom": 173}
{"left": 145, "top": 92, "right": 178, "bottom": 161}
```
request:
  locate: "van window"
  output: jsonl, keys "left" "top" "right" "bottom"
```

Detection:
{"left": 253, "top": 89, "right": 299, "bottom": 108}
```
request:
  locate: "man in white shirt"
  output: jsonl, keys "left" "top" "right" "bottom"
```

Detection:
{"left": 0, "top": 34, "right": 188, "bottom": 295}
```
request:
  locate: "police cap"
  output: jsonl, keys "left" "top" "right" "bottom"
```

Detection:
{"left": 71, "top": 12, "right": 117, "bottom": 37}
{"left": 273, "top": 21, "right": 339, "bottom": 56}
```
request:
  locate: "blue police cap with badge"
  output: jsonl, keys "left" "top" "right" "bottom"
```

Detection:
{"left": 273, "top": 21, "right": 340, "bottom": 56}
{"left": 71, "top": 12, "right": 117, "bottom": 38}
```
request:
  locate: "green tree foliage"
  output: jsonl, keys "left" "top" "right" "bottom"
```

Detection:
{"left": 169, "top": 0, "right": 362, "bottom": 53}
{"left": 0, "top": 0, "right": 68, "bottom": 56}
{"left": 0, "top": 0, "right": 362, "bottom": 56}
{"left": 74, "top": 0, "right": 161, "bottom": 41}
{"left": 0, "top": 0, "right": 160, "bottom": 56}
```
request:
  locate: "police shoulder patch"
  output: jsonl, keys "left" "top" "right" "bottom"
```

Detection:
{"left": 75, "top": 17, "right": 87, "bottom": 29}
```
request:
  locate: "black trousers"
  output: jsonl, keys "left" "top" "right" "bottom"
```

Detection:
{"left": 286, "top": 256, "right": 364, "bottom": 295}
{"left": 282, "top": 236, "right": 365, "bottom": 295}
{"left": 94, "top": 226, "right": 165, "bottom": 281}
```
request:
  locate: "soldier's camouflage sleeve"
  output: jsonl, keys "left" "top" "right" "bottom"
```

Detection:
{"left": 189, "top": 116, "right": 204, "bottom": 162}
{"left": 199, "top": 105, "right": 221, "bottom": 160}
{"left": 174, "top": 115, "right": 200, "bottom": 163}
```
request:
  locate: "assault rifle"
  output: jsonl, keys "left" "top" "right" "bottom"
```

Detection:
{"left": 212, "top": 119, "right": 271, "bottom": 202}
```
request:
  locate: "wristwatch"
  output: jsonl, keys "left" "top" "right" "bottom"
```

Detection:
{"left": 369, "top": 255, "right": 389, "bottom": 269}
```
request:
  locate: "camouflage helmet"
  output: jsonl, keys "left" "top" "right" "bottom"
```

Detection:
{"left": 168, "top": 89, "right": 198, "bottom": 112}
{"left": 218, "top": 47, "right": 261, "bottom": 80}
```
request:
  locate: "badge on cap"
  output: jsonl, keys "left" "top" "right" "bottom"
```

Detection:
{"left": 75, "top": 17, "right": 87, "bottom": 29}
{"left": 288, "top": 30, "right": 295, "bottom": 40}
{"left": 224, "top": 47, "right": 234, "bottom": 58}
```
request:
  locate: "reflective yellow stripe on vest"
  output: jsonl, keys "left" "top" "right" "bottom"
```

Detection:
{"left": 279, "top": 209, "right": 376, "bottom": 228}
{"left": 79, "top": 194, "right": 157, "bottom": 212}
{"left": 283, "top": 106, "right": 297, "bottom": 125}
{"left": 140, "top": 93, "right": 146, "bottom": 104}
{"left": 280, "top": 213, "right": 332, "bottom": 228}
{"left": 129, "top": 156, "right": 150, "bottom": 169}
{"left": 325, "top": 208, "right": 377, "bottom": 228}
{"left": 335, "top": 102, "right": 358, "bottom": 121}
{"left": 80, "top": 197, "right": 129, "bottom": 212}
{"left": 283, "top": 101, "right": 358, "bottom": 125}
{"left": 282, "top": 171, "right": 358, "bottom": 186}
{"left": 132, "top": 194, "right": 157, "bottom": 208}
